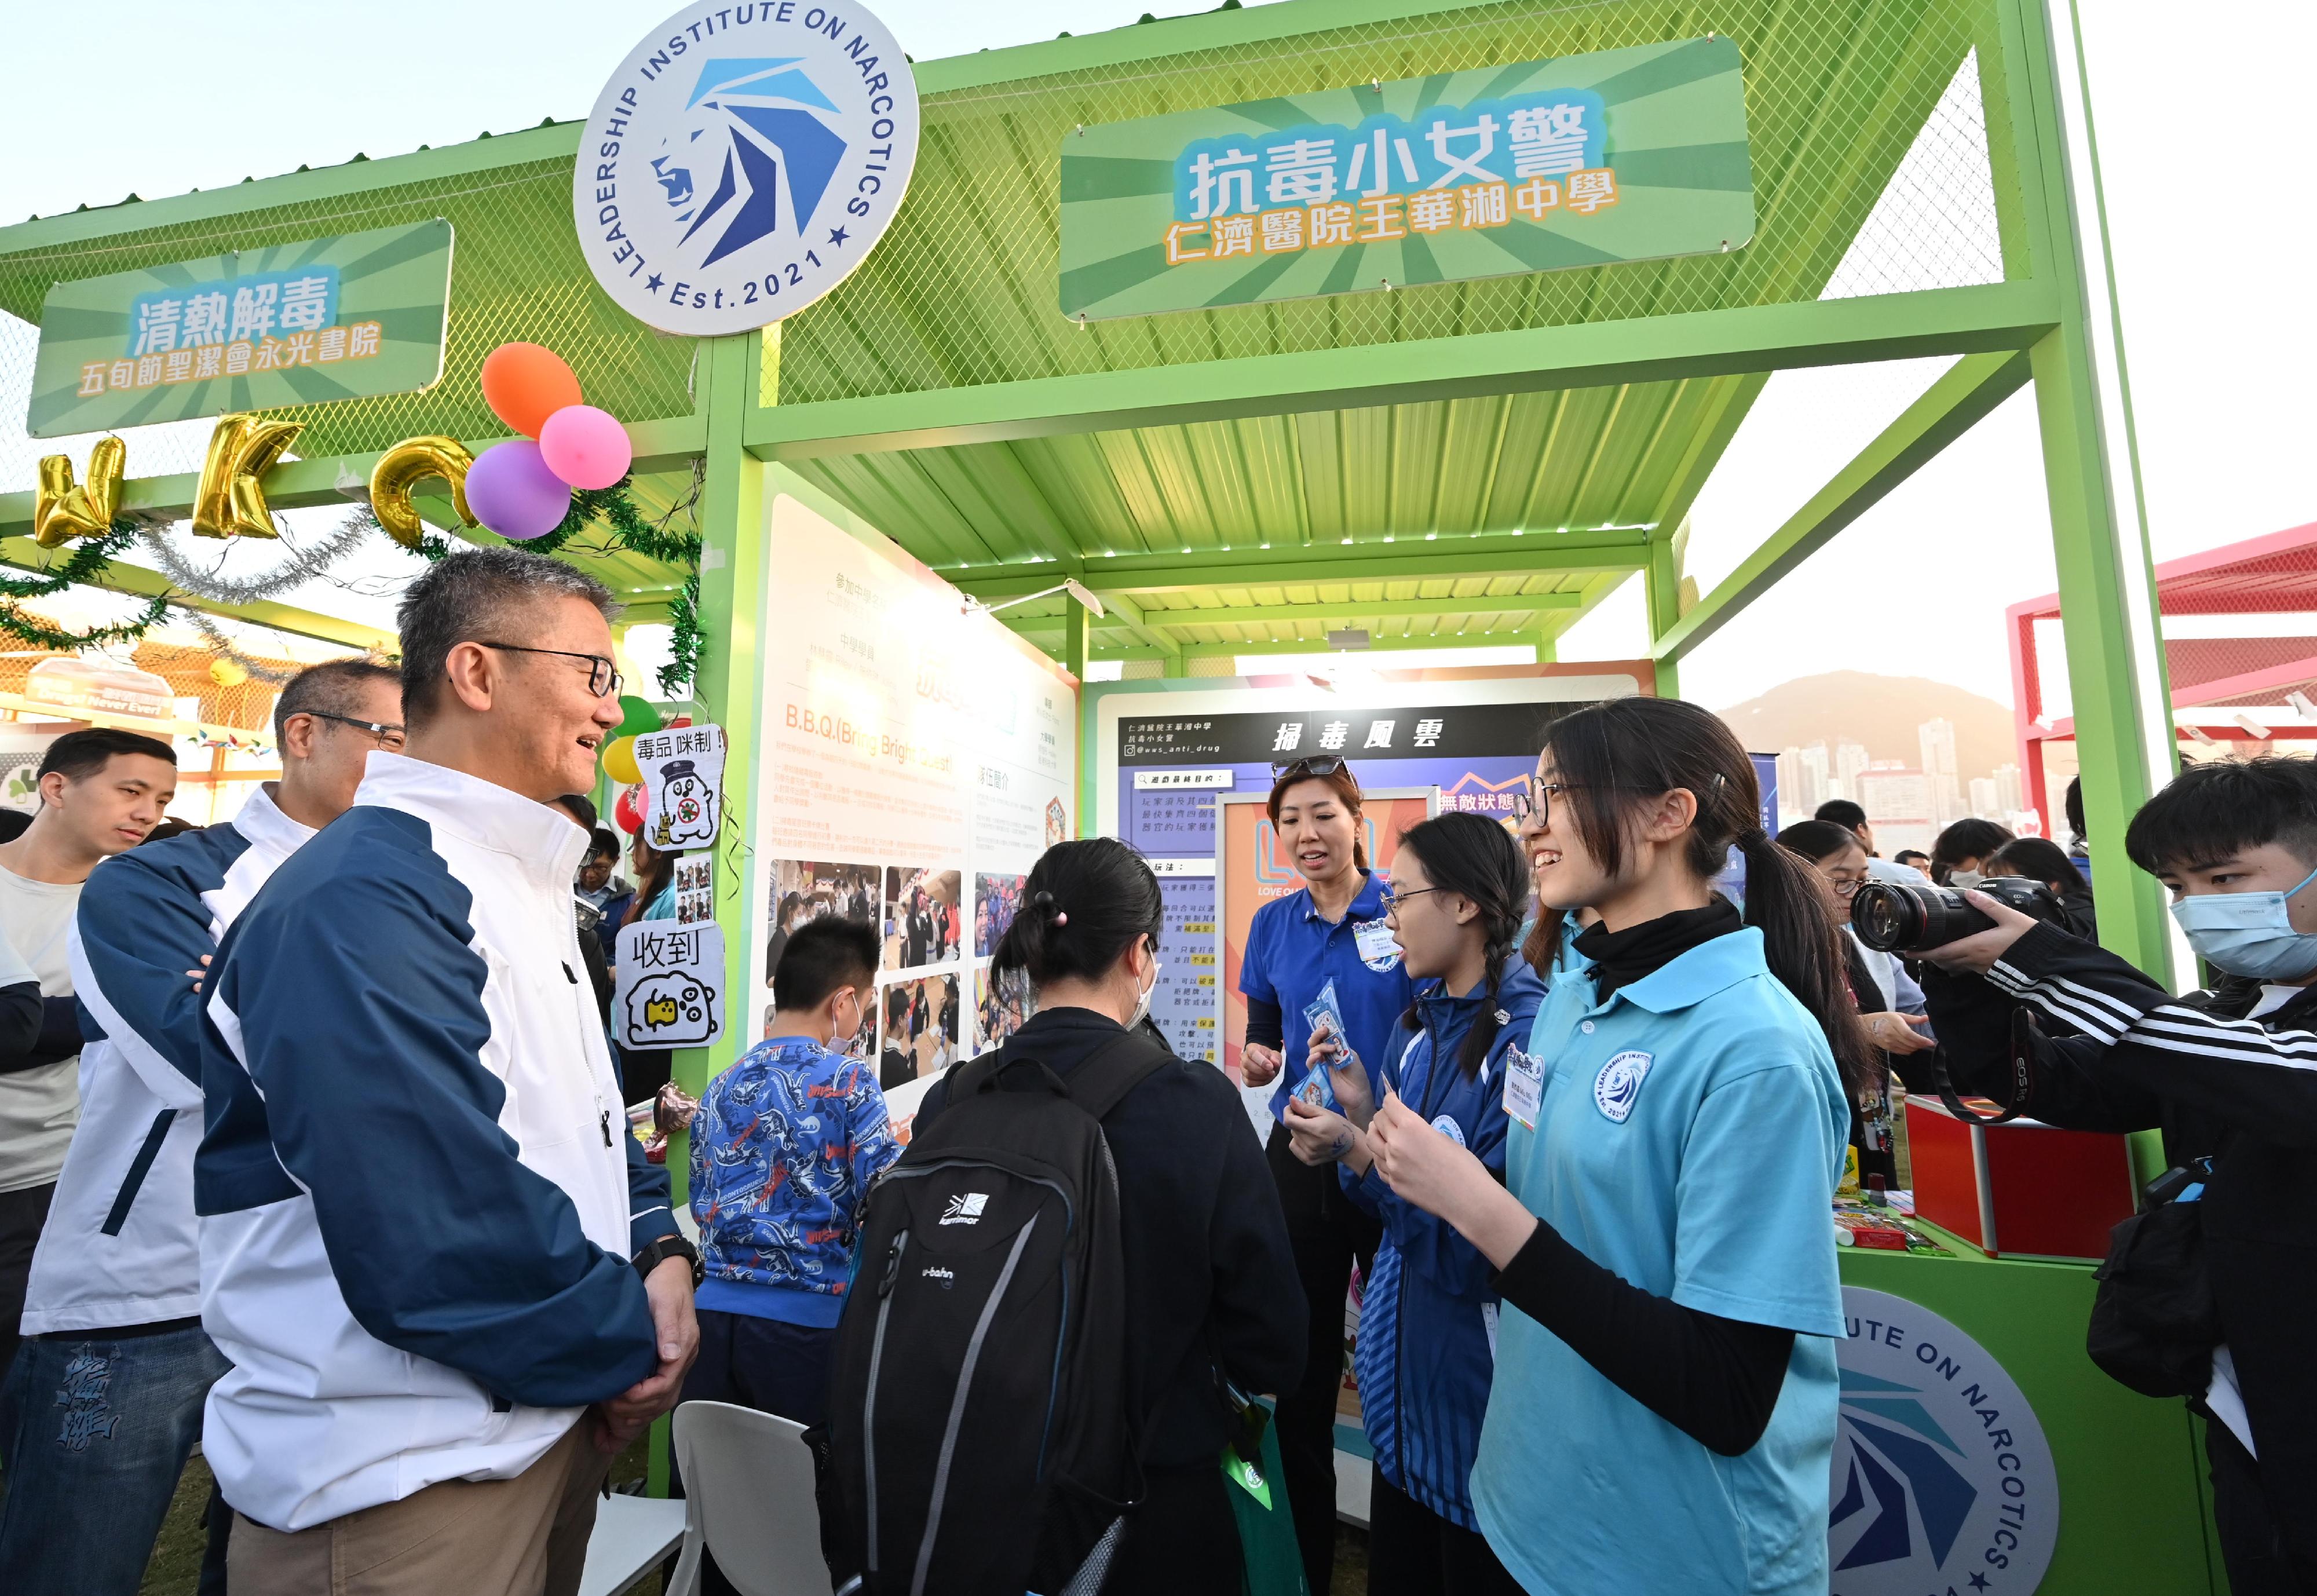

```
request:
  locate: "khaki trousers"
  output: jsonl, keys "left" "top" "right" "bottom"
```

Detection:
{"left": 227, "top": 1418, "right": 612, "bottom": 1596}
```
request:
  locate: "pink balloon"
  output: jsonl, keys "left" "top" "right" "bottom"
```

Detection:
{"left": 538, "top": 404, "right": 634, "bottom": 491}
{"left": 465, "top": 440, "right": 571, "bottom": 540}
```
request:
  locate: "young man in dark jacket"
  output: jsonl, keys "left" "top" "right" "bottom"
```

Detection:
{"left": 1920, "top": 757, "right": 2317, "bottom": 1595}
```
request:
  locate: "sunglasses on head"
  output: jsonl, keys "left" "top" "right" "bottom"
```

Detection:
{"left": 1271, "top": 756, "right": 1347, "bottom": 780}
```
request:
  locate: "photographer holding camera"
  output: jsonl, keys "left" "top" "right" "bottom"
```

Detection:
{"left": 1909, "top": 758, "right": 2317, "bottom": 1595}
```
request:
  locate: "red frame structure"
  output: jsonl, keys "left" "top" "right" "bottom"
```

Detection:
{"left": 2013, "top": 520, "right": 2317, "bottom": 826}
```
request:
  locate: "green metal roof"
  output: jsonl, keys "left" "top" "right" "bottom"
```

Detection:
{"left": 0, "top": 0, "right": 2023, "bottom": 659}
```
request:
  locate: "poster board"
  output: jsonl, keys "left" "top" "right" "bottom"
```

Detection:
{"left": 749, "top": 491, "right": 1077, "bottom": 1133}
{"left": 1098, "top": 665, "right": 1650, "bottom": 1068}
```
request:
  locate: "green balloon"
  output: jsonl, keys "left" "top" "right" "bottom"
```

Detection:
{"left": 615, "top": 695, "right": 659, "bottom": 737}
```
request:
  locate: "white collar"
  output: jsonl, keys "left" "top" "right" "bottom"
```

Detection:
{"left": 350, "top": 751, "right": 588, "bottom": 890}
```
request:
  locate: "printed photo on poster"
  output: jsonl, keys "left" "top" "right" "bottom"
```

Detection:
{"left": 975, "top": 872, "right": 1027, "bottom": 958}
{"left": 673, "top": 854, "right": 715, "bottom": 925}
{"left": 878, "top": 973, "right": 959, "bottom": 1091}
{"left": 886, "top": 865, "right": 961, "bottom": 969}
{"left": 975, "top": 962, "right": 1030, "bottom": 1051}
{"left": 766, "top": 859, "right": 883, "bottom": 985}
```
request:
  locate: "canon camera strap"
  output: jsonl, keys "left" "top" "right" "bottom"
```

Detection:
{"left": 1928, "top": 1005, "right": 2039, "bottom": 1126}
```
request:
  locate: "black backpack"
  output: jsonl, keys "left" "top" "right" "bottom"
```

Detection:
{"left": 825, "top": 1030, "right": 1171, "bottom": 1596}
{"left": 2086, "top": 1167, "right": 2221, "bottom": 1398}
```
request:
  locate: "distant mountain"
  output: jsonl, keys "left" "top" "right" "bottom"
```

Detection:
{"left": 1715, "top": 671, "right": 2018, "bottom": 781}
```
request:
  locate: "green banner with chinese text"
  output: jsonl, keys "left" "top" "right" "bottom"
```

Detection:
{"left": 1057, "top": 36, "right": 1752, "bottom": 322}
{"left": 28, "top": 218, "right": 454, "bottom": 437}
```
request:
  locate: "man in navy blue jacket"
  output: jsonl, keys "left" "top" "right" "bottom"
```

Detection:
{"left": 0, "top": 659, "right": 401, "bottom": 1596}
{"left": 200, "top": 550, "right": 700, "bottom": 1596}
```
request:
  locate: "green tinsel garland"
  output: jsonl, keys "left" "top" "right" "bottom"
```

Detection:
{"left": 13, "top": 479, "right": 704, "bottom": 696}
{"left": 0, "top": 520, "right": 174, "bottom": 651}
{"left": 415, "top": 476, "right": 704, "bottom": 697}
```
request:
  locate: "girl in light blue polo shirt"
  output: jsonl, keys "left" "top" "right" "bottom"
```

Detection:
{"left": 1368, "top": 697, "right": 1873, "bottom": 1596}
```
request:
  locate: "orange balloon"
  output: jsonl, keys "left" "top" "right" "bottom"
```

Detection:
{"left": 480, "top": 343, "right": 583, "bottom": 439}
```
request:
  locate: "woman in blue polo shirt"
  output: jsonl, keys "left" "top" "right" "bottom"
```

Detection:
{"left": 1368, "top": 697, "right": 1872, "bottom": 1596}
{"left": 1237, "top": 756, "right": 1415, "bottom": 1595}
{"left": 1282, "top": 812, "right": 1545, "bottom": 1593}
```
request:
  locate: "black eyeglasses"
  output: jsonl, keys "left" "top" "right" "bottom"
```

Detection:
{"left": 1271, "top": 755, "right": 1347, "bottom": 780}
{"left": 1511, "top": 777, "right": 1639, "bottom": 824}
{"left": 474, "top": 642, "right": 622, "bottom": 699}
{"left": 1379, "top": 886, "right": 1445, "bottom": 911}
{"left": 301, "top": 710, "right": 407, "bottom": 751}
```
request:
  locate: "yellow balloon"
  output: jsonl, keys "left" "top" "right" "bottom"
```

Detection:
{"left": 192, "top": 415, "right": 301, "bottom": 540}
{"left": 368, "top": 436, "right": 478, "bottom": 551}
{"left": 602, "top": 736, "right": 642, "bottom": 786}
{"left": 34, "top": 436, "right": 124, "bottom": 547}
{"left": 209, "top": 659, "right": 249, "bottom": 689}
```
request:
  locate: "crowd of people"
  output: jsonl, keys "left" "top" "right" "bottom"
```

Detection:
{"left": 0, "top": 552, "right": 2306, "bottom": 1596}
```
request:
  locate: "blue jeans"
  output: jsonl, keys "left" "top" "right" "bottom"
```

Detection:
{"left": 0, "top": 1321, "right": 229, "bottom": 1596}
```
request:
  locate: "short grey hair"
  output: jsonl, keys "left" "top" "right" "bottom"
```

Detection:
{"left": 396, "top": 548, "right": 617, "bottom": 725}
{"left": 273, "top": 659, "right": 403, "bottom": 742}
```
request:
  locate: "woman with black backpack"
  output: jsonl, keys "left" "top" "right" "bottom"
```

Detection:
{"left": 861, "top": 838, "right": 1303, "bottom": 1594}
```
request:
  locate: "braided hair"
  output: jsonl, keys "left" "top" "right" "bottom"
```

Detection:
{"left": 1394, "top": 813, "right": 1532, "bottom": 1079}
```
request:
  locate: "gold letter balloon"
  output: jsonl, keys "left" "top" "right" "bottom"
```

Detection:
{"left": 367, "top": 436, "right": 478, "bottom": 551}
{"left": 32, "top": 436, "right": 125, "bottom": 546}
{"left": 192, "top": 415, "right": 302, "bottom": 540}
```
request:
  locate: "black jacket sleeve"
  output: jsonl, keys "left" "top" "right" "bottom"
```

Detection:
{"left": 1244, "top": 996, "right": 1284, "bottom": 1051}
{"left": 1919, "top": 954, "right": 2165, "bottom": 1135}
{"left": 1204, "top": 1082, "right": 1305, "bottom": 1398}
{"left": 1933, "top": 922, "right": 2317, "bottom": 1142}
{"left": 1494, "top": 1219, "right": 1794, "bottom": 1457}
{"left": 1, "top": 994, "right": 85, "bottom": 1075}
{"left": 0, "top": 979, "right": 39, "bottom": 1063}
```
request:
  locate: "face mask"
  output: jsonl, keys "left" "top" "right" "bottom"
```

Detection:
{"left": 2171, "top": 863, "right": 2317, "bottom": 979}
{"left": 1947, "top": 870, "right": 1986, "bottom": 890}
{"left": 1128, "top": 959, "right": 1162, "bottom": 1031}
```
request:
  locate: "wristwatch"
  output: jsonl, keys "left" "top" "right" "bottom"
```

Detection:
{"left": 633, "top": 1233, "right": 703, "bottom": 1288}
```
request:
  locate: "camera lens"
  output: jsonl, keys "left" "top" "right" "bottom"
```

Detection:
{"left": 1851, "top": 883, "right": 1927, "bottom": 952}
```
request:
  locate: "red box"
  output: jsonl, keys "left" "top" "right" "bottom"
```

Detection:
{"left": 1904, "top": 1095, "right": 2139, "bottom": 1261}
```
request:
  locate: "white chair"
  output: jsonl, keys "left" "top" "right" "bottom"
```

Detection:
{"left": 666, "top": 1400, "right": 835, "bottom": 1596}
{"left": 579, "top": 1492, "right": 689, "bottom": 1596}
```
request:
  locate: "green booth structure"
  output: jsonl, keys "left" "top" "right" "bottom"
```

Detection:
{"left": 0, "top": 0, "right": 2219, "bottom": 1590}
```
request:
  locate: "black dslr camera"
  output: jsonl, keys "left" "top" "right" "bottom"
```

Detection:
{"left": 1850, "top": 875, "right": 2071, "bottom": 954}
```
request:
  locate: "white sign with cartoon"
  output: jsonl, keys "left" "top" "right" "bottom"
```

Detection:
{"left": 637, "top": 723, "right": 726, "bottom": 852}
{"left": 616, "top": 920, "right": 726, "bottom": 1049}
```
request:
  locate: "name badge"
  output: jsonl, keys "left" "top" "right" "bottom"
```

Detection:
{"left": 1503, "top": 1040, "right": 1544, "bottom": 1130}
{"left": 1353, "top": 918, "right": 1401, "bottom": 971}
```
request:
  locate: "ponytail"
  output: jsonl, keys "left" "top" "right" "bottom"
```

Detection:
{"left": 991, "top": 838, "right": 1164, "bottom": 995}
{"left": 1527, "top": 697, "right": 1877, "bottom": 1099}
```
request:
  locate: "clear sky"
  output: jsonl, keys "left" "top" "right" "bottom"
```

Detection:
{"left": 5, "top": 1, "right": 2309, "bottom": 711}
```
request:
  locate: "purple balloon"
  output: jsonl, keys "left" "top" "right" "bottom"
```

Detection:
{"left": 465, "top": 439, "right": 571, "bottom": 541}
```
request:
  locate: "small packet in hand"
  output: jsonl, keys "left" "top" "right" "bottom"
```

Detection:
{"left": 1283, "top": 980, "right": 1359, "bottom": 1117}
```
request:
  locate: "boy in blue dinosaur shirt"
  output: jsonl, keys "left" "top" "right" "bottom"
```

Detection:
{"left": 682, "top": 915, "right": 898, "bottom": 1436}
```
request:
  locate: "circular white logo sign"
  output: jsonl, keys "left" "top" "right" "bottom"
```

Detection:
{"left": 1832, "top": 1287, "right": 2059, "bottom": 1596}
{"left": 573, "top": 1, "right": 919, "bottom": 335}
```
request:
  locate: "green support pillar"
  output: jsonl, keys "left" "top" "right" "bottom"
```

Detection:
{"left": 2013, "top": 0, "right": 2176, "bottom": 998}
{"left": 1533, "top": 633, "right": 1557, "bottom": 665}
{"left": 664, "top": 330, "right": 768, "bottom": 1182}
{"left": 1644, "top": 534, "right": 1683, "bottom": 700}
{"left": 648, "top": 330, "right": 766, "bottom": 1497}
{"left": 1161, "top": 652, "right": 1187, "bottom": 680}
{"left": 1064, "top": 599, "right": 1091, "bottom": 684}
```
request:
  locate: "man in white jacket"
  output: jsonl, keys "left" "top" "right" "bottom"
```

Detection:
{"left": 200, "top": 550, "right": 699, "bottom": 1596}
{"left": 0, "top": 659, "right": 404, "bottom": 1596}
